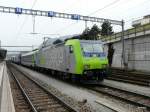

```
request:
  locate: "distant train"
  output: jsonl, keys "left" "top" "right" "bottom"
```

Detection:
{"left": 0, "top": 48, "right": 7, "bottom": 60}
{"left": 11, "top": 38, "right": 108, "bottom": 83}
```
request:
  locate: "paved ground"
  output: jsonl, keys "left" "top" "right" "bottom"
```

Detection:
{"left": 0, "top": 62, "right": 15, "bottom": 112}
{"left": 0, "top": 62, "right": 4, "bottom": 87}
{"left": 0, "top": 61, "right": 4, "bottom": 108}
{"left": 15, "top": 64, "right": 142, "bottom": 112}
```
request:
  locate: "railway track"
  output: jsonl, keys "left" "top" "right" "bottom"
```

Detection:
{"left": 88, "top": 84, "right": 150, "bottom": 111}
{"left": 8, "top": 68, "right": 32, "bottom": 112}
{"left": 107, "top": 68, "right": 150, "bottom": 86}
{"left": 8, "top": 64, "right": 78, "bottom": 112}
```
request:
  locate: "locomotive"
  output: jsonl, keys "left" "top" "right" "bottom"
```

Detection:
{"left": 12, "top": 38, "right": 108, "bottom": 83}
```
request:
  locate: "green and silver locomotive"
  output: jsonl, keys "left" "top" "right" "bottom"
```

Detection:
{"left": 19, "top": 38, "right": 108, "bottom": 83}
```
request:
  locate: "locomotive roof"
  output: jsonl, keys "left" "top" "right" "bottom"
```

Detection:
{"left": 21, "top": 50, "right": 38, "bottom": 56}
{"left": 39, "top": 34, "right": 80, "bottom": 49}
{"left": 80, "top": 40, "right": 103, "bottom": 44}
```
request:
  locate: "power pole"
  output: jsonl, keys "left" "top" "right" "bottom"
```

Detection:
{"left": 121, "top": 20, "right": 126, "bottom": 68}
{"left": 85, "top": 20, "right": 87, "bottom": 29}
{"left": 32, "top": 16, "right": 35, "bottom": 33}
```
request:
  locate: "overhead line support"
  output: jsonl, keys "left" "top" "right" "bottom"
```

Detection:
{"left": 0, "top": 6, "right": 122, "bottom": 25}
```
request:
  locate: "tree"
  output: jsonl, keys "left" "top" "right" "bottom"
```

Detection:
{"left": 80, "top": 24, "right": 101, "bottom": 40}
{"left": 80, "top": 27, "right": 90, "bottom": 40}
{"left": 89, "top": 24, "right": 101, "bottom": 40}
{"left": 101, "top": 21, "right": 113, "bottom": 36}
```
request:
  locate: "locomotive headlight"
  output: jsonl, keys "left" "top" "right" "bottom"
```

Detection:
{"left": 84, "top": 65, "right": 90, "bottom": 69}
{"left": 102, "top": 64, "right": 107, "bottom": 68}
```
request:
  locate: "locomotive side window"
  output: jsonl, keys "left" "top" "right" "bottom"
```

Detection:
{"left": 69, "top": 45, "right": 73, "bottom": 53}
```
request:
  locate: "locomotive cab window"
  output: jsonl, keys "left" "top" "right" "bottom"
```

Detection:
{"left": 81, "top": 42, "right": 105, "bottom": 57}
{"left": 81, "top": 43, "right": 103, "bottom": 53}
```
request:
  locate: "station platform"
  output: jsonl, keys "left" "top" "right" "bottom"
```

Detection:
{"left": 103, "top": 79, "right": 150, "bottom": 97}
{"left": 0, "top": 61, "right": 15, "bottom": 112}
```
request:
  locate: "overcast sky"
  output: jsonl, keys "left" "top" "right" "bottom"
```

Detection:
{"left": 0, "top": 0, "right": 150, "bottom": 52}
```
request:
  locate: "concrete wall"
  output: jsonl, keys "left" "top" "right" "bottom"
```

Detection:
{"left": 104, "top": 33, "right": 150, "bottom": 72}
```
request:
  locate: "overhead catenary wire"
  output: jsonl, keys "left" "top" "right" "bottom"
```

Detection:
{"left": 15, "top": 0, "right": 38, "bottom": 38}
{"left": 42, "top": 0, "right": 81, "bottom": 35}
{"left": 61, "top": 0, "right": 80, "bottom": 12}
{"left": 31, "top": 0, "right": 38, "bottom": 9}
{"left": 117, "top": 0, "right": 150, "bottom": 23}
{"left": 55, "top": 0, "right": 148, "bottom": 33}
{"left": 54, "top": 0, "right": 121, "bottom": 34}
{"left": 88, "top": 0, "right": 120, "bottom": 16}
{"left": 125, "top": 16, "right": 143, "bottom": 23}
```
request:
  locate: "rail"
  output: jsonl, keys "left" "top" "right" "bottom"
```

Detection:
{"left": 87, "top": 85, "right": 150, "bottom": 111}
{"left": 8, "top": 64, "right": 78, "bottom": 112}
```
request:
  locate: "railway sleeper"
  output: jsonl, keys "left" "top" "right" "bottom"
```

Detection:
{"left": 30, "top": 97, "right": 50, "bottom": 101}
{"left": 34, "top": 100, "right": 58, "bottom": 105}
{"left": 34, "top": 103, "right": 61, "bottom": 107}
{"left": 32, "top": 99, "right": 57, "bottom": 103}
{"left": 17, "top": 105, "right": 30, "bottom": 109}
{"left": 29, "top": 94, "right": 49, "bottom": 98}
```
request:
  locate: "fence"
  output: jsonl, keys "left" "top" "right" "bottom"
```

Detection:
{"left": 100, "top": 23, "right": 150, "bottom": 42}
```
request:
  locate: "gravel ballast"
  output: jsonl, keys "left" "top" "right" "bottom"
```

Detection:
{"left": 13, "top": 64, "right": 149, "bottom": 112}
